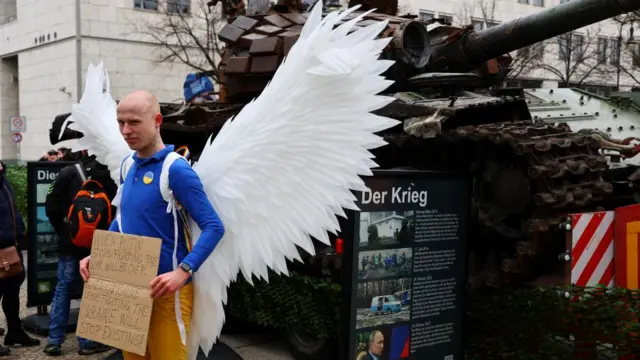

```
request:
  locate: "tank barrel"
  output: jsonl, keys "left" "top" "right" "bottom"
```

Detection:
{"left": 430, "top": 0, "right": 640, "bottom": 71}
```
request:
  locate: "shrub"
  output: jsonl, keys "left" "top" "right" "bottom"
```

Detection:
{"left": 4, "top": 164, "right": 28, "bottom": 225}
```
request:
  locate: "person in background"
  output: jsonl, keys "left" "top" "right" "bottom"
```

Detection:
{"left": 0, "top": 160, "right": 40, "bottom": 357}
{"left": 40, "top": 149, "right": 61, "bottom": 162}
{"left": 42, "top": 154, "right": 115, "bottom": 356}
{"left": 183, "top": 73, "right": 217, "bottom": 104}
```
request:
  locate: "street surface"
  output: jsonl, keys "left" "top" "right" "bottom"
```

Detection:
{"left": 0, "top": 252, "right": 294, "bottom": 360}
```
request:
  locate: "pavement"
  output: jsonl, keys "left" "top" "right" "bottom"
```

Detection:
{"left": 0, "top": 252, "right": 294, "bottom": 360}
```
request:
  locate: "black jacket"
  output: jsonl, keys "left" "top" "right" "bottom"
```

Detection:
{"left": 0, "top": 161, "right": 26, "bottom": 250}
{"left": 44, "top": 157, "right": 117, "bottom": 259}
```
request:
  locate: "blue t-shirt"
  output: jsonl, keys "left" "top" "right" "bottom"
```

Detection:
{"left": 109, "top": 145, "right": 225, "bottom": 276}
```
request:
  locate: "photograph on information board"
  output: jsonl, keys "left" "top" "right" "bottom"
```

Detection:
{"left": 357, "top": 247, "right": 413, "bottom": 281}
{"left": 358, "top": 211, "right": 415, "bottom": 248}
{"left": 355, "top": 278, "right": 411, "bottom": 329}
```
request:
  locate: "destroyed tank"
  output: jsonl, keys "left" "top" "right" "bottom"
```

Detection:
{"left": 49, "top": 0, "right": 640, "bottom": 358}
{"left": 190, "top": 0, "right": 640, "bottom": 287}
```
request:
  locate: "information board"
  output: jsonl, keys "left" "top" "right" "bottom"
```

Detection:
{"left": 26, "top": 161, "right": 84, "bottom": 307}
{"left": 343, "top": 170, "right": 469, "bottom": 360}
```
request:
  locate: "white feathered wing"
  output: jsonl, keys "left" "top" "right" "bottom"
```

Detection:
{"left": 57, "top": 62, "right": 131, "bottom": 184}
{"left": 186, "top": 2, "right": 399, "bottom": 359}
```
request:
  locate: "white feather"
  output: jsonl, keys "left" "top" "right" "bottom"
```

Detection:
{"left": 66, "top": 1, "right": 400, "bottom": 359}
{"left": 186, "top": 2, "right": 399, "bottom": 358}
{"left": 59, "top": 62, "right": 131, "bottom": 184}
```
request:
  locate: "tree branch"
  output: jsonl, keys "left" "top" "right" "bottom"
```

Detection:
{"left": 129, "top": 0, "right": 226, "bottom": 82}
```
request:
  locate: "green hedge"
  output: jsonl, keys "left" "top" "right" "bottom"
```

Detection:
{"left": 5, "top": 164, "right": 27, "bottom": 224}
{"left": 226, "top": 271, "right": 342, "bottom": 339}
{"left": 466, "top": 285, "right": 640, "bottom": 359}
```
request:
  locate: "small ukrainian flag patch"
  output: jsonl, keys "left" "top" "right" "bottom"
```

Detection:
{"left": 143, "top": 171, "right": 154, "bottom": 184}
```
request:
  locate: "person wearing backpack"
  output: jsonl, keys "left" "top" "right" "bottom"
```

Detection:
{"left": 43, "top": 154, "right": 116, "bottom": 356}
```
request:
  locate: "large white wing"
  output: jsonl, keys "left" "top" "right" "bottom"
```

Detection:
{"left": 186, "top": 2, "right": 399, "bottom": 358}
{"left": 58, "top": 62, "right": 131, "bottom": 183}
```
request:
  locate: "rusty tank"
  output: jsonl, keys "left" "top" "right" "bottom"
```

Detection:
{"left": 187, "top": 0, "right": 640, "bottom": 288}
{"left": 51, "top": 0, "right": 640, "bottom": 289}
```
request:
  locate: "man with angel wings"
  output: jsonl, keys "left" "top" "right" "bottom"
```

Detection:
{"left": 63, "top": 2, "right": 400, "bottom": 359}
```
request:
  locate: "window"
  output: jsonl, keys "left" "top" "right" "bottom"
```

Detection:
{"left": 472, "top": 19, "right": 484, "bottom": 31}
{"left": 167, "top": 0, "right": 190, "bottom": 13}
{"left": 597, "top": 37, "right": 608, "bottom": 63}
{"left": 518, "top": 0, "right": 529, "bottom": 4}
{"left": 134, "top": 0, "right": 158, "bottom": 10}
{"left": 532, "top": 0, "right": 544, "bottom": 6}
{"left": 573, "top": 34, "right": 584, "bottom": 56}
{"left": 558, "top": 34, "right": 569, "bottom": 61}
{"left": 419, "top": 10, "right": 434, "bottom": 21}
{"left": 610, "top": 37, "right": 620, "bottom": 65}
{"left": 440, "top": 14, "right": 453, "bottom": 24}
{"left": 633, "top": 48, "right": 640, "bottom": 68}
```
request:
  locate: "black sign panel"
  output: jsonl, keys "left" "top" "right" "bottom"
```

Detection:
{"left": 343, "top": 170, "right": 469, "bottom": 360}
{"left": 26, "top": 161, "right": 84, "bottom": 307}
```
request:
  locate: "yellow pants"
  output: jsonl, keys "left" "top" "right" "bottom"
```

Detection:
{"left": 123, "top": 282, "right": 193, "bottom": 360}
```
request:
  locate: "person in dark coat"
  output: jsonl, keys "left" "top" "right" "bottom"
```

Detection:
{"left": 0, "top": 160, "right": 40, "bottom": 356}
{"left": 42, "top": 155, "right": 115, "bottom": 356}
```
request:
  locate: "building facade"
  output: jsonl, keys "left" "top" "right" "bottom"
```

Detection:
{"left": 0, "top": 0, "right": 196, "bottom": 161}
{"left": 1, "top": 0, "right": 638, "bottom": 161}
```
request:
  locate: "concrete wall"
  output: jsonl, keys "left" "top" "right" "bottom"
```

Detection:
{"left": 0, "top": 57, "right": 19, "bottom": 160}
{"left": 0, "top": 0, "right": 17, "bottom": 24}
{"left": 17, "top": 40, "right": 78, "bottom": 160}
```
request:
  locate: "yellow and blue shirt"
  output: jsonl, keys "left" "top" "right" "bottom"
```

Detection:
{"left": 108, "top": 145, "right": 225, "bottom": 276}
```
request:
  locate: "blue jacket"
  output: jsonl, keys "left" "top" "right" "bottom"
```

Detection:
{"left": 109, "top": 145, "right": 225, "bottom": 276}
{"left": 0, "top": 161, "right": 26, "bottom": 249}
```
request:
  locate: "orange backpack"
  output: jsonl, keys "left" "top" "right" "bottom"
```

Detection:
{"left": 66, "top": 163, "right": 113, "bottom": 248}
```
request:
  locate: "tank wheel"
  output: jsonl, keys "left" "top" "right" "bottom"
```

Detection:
{"left": 284, "top": 326, "right": 337, "bottom": 360}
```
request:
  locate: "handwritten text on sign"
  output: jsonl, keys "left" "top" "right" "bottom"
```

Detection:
{"left": 76, "top": 230, "right": 161, "bottom": 356}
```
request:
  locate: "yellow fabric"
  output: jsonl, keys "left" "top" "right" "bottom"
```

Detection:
{"left": 123, "top": 282, "right": 193, "bottom": 360}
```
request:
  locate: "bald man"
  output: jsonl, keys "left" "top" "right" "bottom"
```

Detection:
{"left": 79, "top": 90, "right": 225, "bottom": 360}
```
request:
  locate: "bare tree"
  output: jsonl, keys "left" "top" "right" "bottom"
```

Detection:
{"left": 536, "top": 25, "right": 613, "bottom": 86}
{"left": 610, "top": 13, "right": 640, "bottom": 88}
{"left": 513, "top": 25, "right": 615, "bottom": 87}
{"left": 130, "top": 0, "right": 227, "bottom": 82}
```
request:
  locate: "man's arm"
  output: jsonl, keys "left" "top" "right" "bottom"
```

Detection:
{"left": 169, "top": 159, "right": 225, "bottom": 273}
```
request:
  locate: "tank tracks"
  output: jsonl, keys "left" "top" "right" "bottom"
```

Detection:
{"left": 444, "top": 121, "right": 613, "bottom": 288}
{"left": 447, "top": 120, "right": 612, "bottom": 238}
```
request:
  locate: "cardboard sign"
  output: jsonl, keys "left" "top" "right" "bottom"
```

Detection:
{"left": 76, "top": 230, "right": 162, "bottom": 355}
